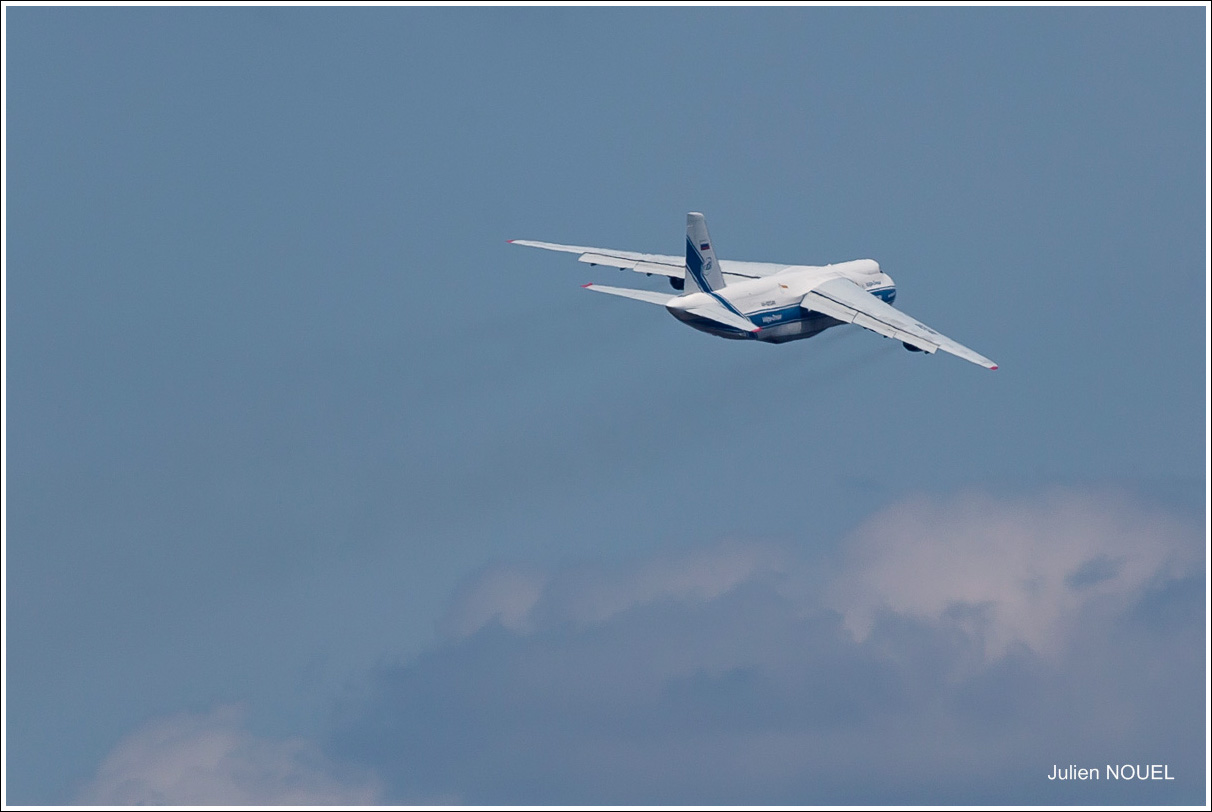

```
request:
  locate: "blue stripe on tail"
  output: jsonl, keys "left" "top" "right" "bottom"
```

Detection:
{"left": 685, "top": 237, "right": 709, "bottom": 292}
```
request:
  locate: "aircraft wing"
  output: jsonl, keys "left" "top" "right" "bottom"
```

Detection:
{"left": 509, "top": 239, "right": 783, "bottom": 281}
{"left": 510, "top": 240, "right": 686, "bottom": 278}
{"left": 803, "top": 277, "right": 997, "bottom": 370}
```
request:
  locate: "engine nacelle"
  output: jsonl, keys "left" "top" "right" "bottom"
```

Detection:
{"left": 902, "top": 341, "right": 925, "bottom": 353}
{"left": 669, "top": 276, "right": 685, "bottom": 291}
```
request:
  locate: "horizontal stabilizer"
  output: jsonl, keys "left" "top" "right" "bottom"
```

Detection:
{"left": 582, "top": 284, "right": 677, "bottom": 306}
{"left": 669, "top": 296, "right": 762, "bottom": 334}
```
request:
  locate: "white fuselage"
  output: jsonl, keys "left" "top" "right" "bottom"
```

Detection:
{"left": 666, "top": 259, "right": 896, "bottom": 343}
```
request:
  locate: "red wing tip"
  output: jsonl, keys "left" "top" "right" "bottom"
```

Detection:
{"left": 990, "top": 365, "right": 998, "bottom": 371}
{"left": 506, "top": 239, "right": 515, "bottom": 243}
{"left": 581, "top": 283, "right": 594, "bottom": 288}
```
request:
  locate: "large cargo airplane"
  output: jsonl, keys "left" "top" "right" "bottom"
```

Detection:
{"left": 511, "top": 212, "right": 997, "bottom": 370}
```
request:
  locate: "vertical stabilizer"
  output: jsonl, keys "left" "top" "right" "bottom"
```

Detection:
{"left": 684, "top": 212, "right": 726, "bottom": 294}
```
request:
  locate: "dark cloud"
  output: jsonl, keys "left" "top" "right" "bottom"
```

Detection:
{"left": 1064, "top": 553, "right": 1123, "bottom": 589}
{"left": 325, "top": 491, "right": 1206, "bottom": 805}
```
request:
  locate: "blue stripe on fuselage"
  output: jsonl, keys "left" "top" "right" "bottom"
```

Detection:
{"left": 673, "top": 307, "right": 838, "bottom": 340}
{"left": 677, "top": 284, "right": 899, "bottom": 338}
{"left": 747, "top": 305, "right": 803, "bottom": 327}
{"left": 736, "top": 286, "right": 896, "bottom": 325}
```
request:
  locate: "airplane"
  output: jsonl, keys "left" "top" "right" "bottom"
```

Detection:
{"left": 510, "top": 212, "right": 997, "bottom": 370}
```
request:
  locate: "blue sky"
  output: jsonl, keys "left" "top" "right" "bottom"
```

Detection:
{"left": 5, "top": 6, "right": 1207, "bottom": 805}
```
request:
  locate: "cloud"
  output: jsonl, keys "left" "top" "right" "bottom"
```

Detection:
{"left": 82, "top": 490, "right": 1202, "bottom": 805}
{"left": 439, "top": 540, "right": 786, "bottom": 638}
{"left": 78, "top": 705, "right": 381, "bottom": 805}
{"left": 438, "top": 565, "right": 550, "bottom": 637}
{"left": 329, "top": 489, "right": 1205, "bottom": 805}
{"left": 826, "top": 488, "right": 1200, "bottom": 658}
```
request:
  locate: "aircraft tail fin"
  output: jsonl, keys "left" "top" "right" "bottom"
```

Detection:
{"left": 684, "top": 212, "right": 726, "bottom": 294}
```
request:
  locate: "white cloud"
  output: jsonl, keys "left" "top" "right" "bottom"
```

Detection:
{"left": 85, "top": 489, "right": 1204, "bottom": 805}
{"left": 440, "top": 540, "right": 786, "bottom": 638}
{"left": 441, "top": 490, "right": 1199, "bottom": 663}
{"left": 78, "top": 705, "right": 382, "bottom": 805}
{"left": 329, "top": 488, "right": 1204, "bottom": 804}
{"left": 438, "top": 565, "right": 549, "bottom": 638}
{"left": 827, "top": 488, "right": 1200, "bottom": 658}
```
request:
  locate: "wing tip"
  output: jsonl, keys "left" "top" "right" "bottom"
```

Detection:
{"left": 582, "top": 283, "right": 593, "bottom": 288}
{"left": 506, "top": 239, "right": 515, "bottom": 244}
{"left": 989, "top": 364, "right": 998, "bottom": 371}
